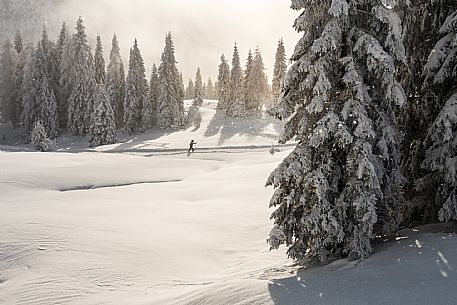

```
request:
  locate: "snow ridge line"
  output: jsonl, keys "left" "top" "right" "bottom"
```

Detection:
{"left": 59, "top": 180, "right": 182, "bottom": 192}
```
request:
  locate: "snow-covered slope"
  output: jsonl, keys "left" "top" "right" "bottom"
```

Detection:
{"left": 54, "top": 99, "right": 285, "bottom": 153}
{"left": 1, "top": 100, "right": 456, "bottom": 304}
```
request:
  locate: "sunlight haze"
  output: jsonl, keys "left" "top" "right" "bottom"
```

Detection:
{"left": 56, "top": 0, "right": 300, "bottom": 83}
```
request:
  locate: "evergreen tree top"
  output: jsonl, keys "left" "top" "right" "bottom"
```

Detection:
{"left": 40, "top": 25, "right": 49, "bottom": 45}
{"left": 253, "top": 47, "right": 265, "bottom": 71}
{"left": 95, "top": 35, "right": 104, "bottom": 62}
{"left": 162, "top": 32, "right": 176, "bottom": 61}
{"left": 56, "top": 22, "right": 67, "bottom": 49}
{"left": 14, "top": 30, "right": 22, "bottom": 53}
{"left": 232, "top": 43, "right": 240, "bottom": 67}
{"left": 75, "top": 17, "right": 87, "bottom": 39}
{"left": 94, "top": 35, "right": 106, "bottom": 85}
{"left": 128, "top": 39, "right": 145, "bottom": 73}
{"left": 218, "top": 54, "right": 230, "bottom": 76}
{"left": 58, "top": 22, "right": 67, "bottom": 39}
{"left": 245, "top": 49, "right": 253, "bottom": 78}
{"left": 110, "top": 33, "right": 121, "bottom": 61}
{"left": 73, "top": 17, "right": 91, "bottom": 62}
{"left": 96, "top": 35, "right": 102, "bottom": 50}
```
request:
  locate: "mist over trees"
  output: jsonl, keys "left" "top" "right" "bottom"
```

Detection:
{"left": 0, "top": 16, "right": 189, "bottom": 146}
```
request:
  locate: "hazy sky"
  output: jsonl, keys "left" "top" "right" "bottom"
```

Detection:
{"left": 55, "top": 0, "right": 300, "bottom": 83}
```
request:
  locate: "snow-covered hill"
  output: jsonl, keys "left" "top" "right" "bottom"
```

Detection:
{"left": 1, "top": 100, "right": 456, "bottom": 304}
{"left": 60, "top": 99, "right": 285, "bottom": 152}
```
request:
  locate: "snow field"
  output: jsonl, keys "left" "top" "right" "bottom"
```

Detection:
{"left": 1, "top": 99, "right": 456, "bottom": 304}
{"left": 0, "top": 149, "right": 291, "bottom": 304}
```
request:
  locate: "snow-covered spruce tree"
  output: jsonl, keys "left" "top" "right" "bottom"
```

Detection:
{"left": 90, "top": 84, "right": 116, "bottom": 147}
{"left": 271, "top": 38, "right": 287, "bottom": 106}
{"left": 67, "top": 17, "right": 96, "bottom": 135}
{"left": 106, "top": 33, "right": 126, "bottom": 128}
{"left": 19, "top": 39, "right": 47, "bottom": 137}
{"left": 48, "top": 47, "right": 61, "bottom": 131}
{"left": 399, "top": 1, "right": 457, "bottom": 224}
{"left": 34, "top": 29, "right": 59, "bottom": 138}
{"left": 16, "top": 43, "right": 32, "bottom": 124}
{"left": 0, "top": 39, "right": 20, "bottom": 128}
{"left": 417, "top": 8, "right": 457, "bottom": 222}
{"left": 243, "top": 49, "right": 254, "bottom": 107}
{"left": 267, "top": 0, "right": 406, "bottom": 262}
{"left": 157, "top": 33, "right": 184, "bottom": 129}
{"left": 143, "top": 63, "right": 159, "bottom": 130}
{"left": 59, "top": 25, "right": 75, "bottom": 129}
{"left": 246, "top": 47, "right": 270, "bottom": 113}
{"left": 216, "top": 54, "right": 230, "bottom": 110}
{"left": 178, "top": 72, "right": 185, "bottom": 107}
{"left": 185, "top": 79, "right": 194, "bottom": 100}
{"left": 14, "top": 30, "right": 23, "bottom": 54}
{"left": 54, "top": 22, "right": 67, "bottom": 128}
{"left": 206, "top": 77, "right": 215, "bottom": 99}
{"left": 94, "top": 35, "right": 106, "bottom": 85}
{"left": 21, "top": 47, "right": 38, "bottom": 135}
{"left": 214, "top": 81, "right": 220, "bottom": 100}
{"left": 13, "top": 31, "right": 28, "bottom": 115}
{"left": 202, "top": 83, "right": 207, "bottom": 99}
{"left": 124, "top": 39, "right": 148, "bottom": 134}
{"left": 55, "top": 23, "right": 66, "bottom": 65}
{"left": 226, "top": 43, "right": 245, "bottom": 117}
{"left": 31, "top": 120, "right": 54, "bottom": 152}
{"left": 194, "top": 67, "right": 204, "bottom": 106}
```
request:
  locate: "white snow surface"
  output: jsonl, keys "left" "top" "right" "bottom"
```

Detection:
{"left": 1, "top": 100, "right": 457, "bottom": 304}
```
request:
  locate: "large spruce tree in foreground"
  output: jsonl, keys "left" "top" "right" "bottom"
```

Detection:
{"left": 400, "top": 1, "right": 457, "bottom": 224}
{"left": 418, "top": 8, "right": 457, "bottom": 222}
{"left": 124, "top": 39, "right": 148, "bottom": 134}
{"left": 267, "top": 0, "right": 406, "bottom": 262}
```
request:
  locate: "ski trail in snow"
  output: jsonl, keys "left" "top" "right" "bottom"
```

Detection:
{"left": 56, "top": 143, "right": 296, "bottom": 155}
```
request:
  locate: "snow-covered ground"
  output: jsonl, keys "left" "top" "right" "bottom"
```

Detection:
{"left": 1, "top": 100, "right": 457, "bottom": 304}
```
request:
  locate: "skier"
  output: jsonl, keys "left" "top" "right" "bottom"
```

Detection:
{"left": 188, "top": 140, "right": 197, "bottom": 153}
